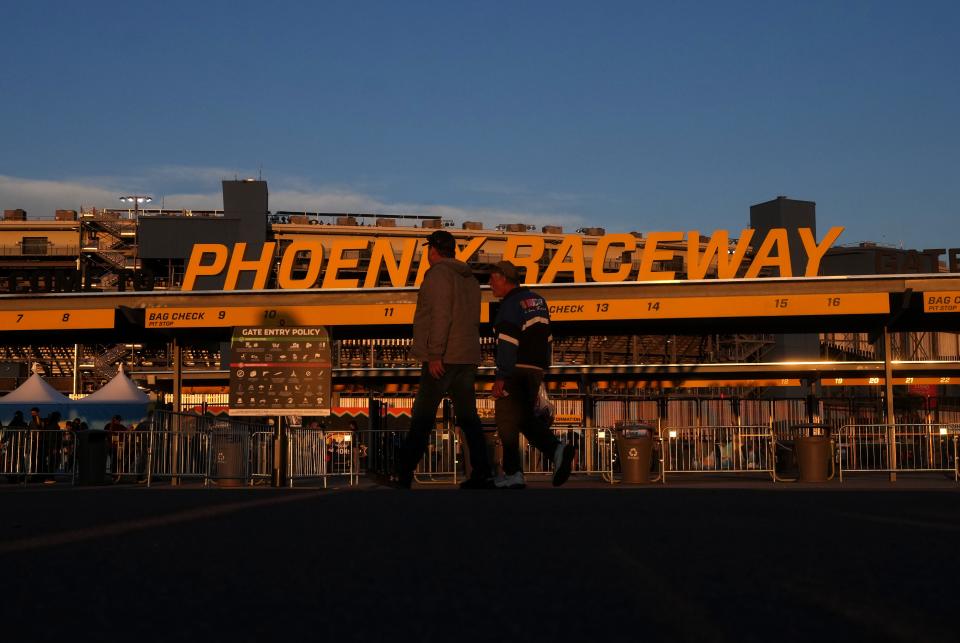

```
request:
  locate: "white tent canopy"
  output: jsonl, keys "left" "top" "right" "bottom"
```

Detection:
{"left": 0, "top": 372, "right": 72, "bottom": 422}
{"left": 77, "top": 365, "right": 149, "bottom": 404}
{"left": 0, "top": 366, "right": 150, "bottom": 427}
{"left": 0, "top": 372, "right": 72, "bottom": 404}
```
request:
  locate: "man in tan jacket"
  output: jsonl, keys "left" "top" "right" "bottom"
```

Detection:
{"left": 392, "top": 230, "right": 492, "bottom": 489}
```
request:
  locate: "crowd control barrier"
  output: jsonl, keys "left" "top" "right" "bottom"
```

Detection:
{"left": 837, "top": 423, "right": 960, "bottom": 481}
{"left": 0, "top": 429, "right": 76, "bottom": 483}
{"left": 6, "top": 417, "right": 959, "bottom": 487}
{"left": 288, "top": 429, "right": 361, "bottom": 488}
{"left": 659, "top": 424, "right": 776, "bottom": 483}
{"left": 522, "top": 428, "right": 615, "bottom": 483}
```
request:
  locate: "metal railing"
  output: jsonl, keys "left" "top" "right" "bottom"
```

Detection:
{"left": 0, "top": 244, "right": 80, "bottom": 257}
{"left": 107, "top": 430, "right": 150, "bottom": 481}
{"left": 416, "top": 427, "right": 459, "bottom": 484}
{"left": 0, "top": 429, "right": 75, "bottom": 481}
{"left": 659, "top": 424, "right": 776, "bottom": 482}
{"left": 148, "top": 430, "right": 210, "bottom": 484}
{"left": 837, "top": 423, "right": 960, "bottom": 481}
{"left": 343, "top": 428, "right": 460, "bottom": 486}
{"left": 6, "top": 420, "right": 958, "bottom": 487}
{"left": 288, "top": 429, "right": 360, "bottom": 488}
{"left": 522, "top": 428, "right": 615, "bottom": 482}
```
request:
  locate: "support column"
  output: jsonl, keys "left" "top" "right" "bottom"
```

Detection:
{"left": 170, "top": 337, "right": 183, "bottom": 487}
{"left": 72, "top": 344, "right": 81, "bottom": 395}
{"left": 581, "top": 375, "right": 593, "bottom": 428}
{"left": 171, "top": 337, "right": 183, "bottom": 414}
{"left": 883, "top": 326, "right": 897, "bottom": 482}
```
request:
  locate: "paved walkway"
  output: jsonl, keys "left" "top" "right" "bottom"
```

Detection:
{"left": 2, "top": 480, "right": 958, "bottom": 642}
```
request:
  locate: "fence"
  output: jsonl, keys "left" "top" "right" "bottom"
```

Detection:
{"left": 659, "top": 424, "right": 775, "bottom": 482}
{"left": 348, "top": 428, "right": 460, "bottom": 485}
{"left": 353, "top": 427, "right": 614, "bottom": 485}
{"left": 114, "top": 426, "right": 276, "bottom": 486}
{"left": 288, "top": 429, "right": 361, "bottom": 488}
{"left": 837, "top": 423, "right": 960, "bottom": 481}
{"left": 521, "top": 428, "right": 614, "bottom": 482}
{"left": 0, "top": 429, "right": 75, "bottom": 481}
{"left": 5, "top": 418, "right": 959, "bottom": 487}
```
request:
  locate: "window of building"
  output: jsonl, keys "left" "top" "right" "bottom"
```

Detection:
{"left": 21, "top": 237, "right": 49, "bottom": 255}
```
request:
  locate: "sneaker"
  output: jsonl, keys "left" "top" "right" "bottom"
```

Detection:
{"left": 552, "top": 442, "right": 575, "bottom": 487}
{"left": 459, "top": 476, "right": 495, "bottom": 490}
{"left": 494, "top": 471, "right": 526, "bottom": 490}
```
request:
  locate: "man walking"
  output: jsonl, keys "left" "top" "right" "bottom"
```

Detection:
{"left": 392, "top": 230, "right": 492, "bottom": 489}
{"left": 489, "top": 261, "right": 574, "bottom": 489}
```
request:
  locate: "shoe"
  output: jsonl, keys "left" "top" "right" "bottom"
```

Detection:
{"left": 552, "top": 442, "right": 575, "bottom": 487}
{"left": 494, "top": 471, "right": 526, "bottom": 490}
{"left": 459, "top": 476, "right": 495, "bottom": 490}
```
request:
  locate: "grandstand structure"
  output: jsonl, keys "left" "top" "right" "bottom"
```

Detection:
{"left": 2, "top": 183, "right": 959, "bottom": 428}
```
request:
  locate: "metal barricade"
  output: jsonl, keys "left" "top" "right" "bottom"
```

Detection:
{"left": 350, "top": 428, "right": 458, "bottom": 484}
{"left": 146, "top": 411, "right": 272, "bottom": 486}
{"left": 661, "top": 424, "right": 775, "bottom": 482}
{"left": 520, "top": 427, "right": 614, "bottom": 483}
{"left": 288, "top": 428, "right": 326, "bottom": 486}
{"left": 250, "top": 431, "right": 275, "bottom": 484}
{"left": 149, "top": 430, "right": 210, "bottom": 484}
{"left": 107, "top": 430, "right": 150, "bottom": 481}
{"left": 0, "top": 429, "right": 75, "bottom": 484}
{"left": 325, "top": 431, "right": 358, "bottom": 485}
{"left": 0, "top": 429, "right": 29, "bottom": 481}
{"left": 838, "top": 423, "right": 960, "bottom": 481}
{"left": 288, "top": 429, "right": 357, "bottom": 488}
{"left": 415, "top": 427, "right": 458, "bottom": 484}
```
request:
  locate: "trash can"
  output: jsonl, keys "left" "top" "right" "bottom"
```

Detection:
{"left": 76, "top": 429, "right": 107, "bottom": 486}
{"left": 615, "top": 424, "right": 655, "bottom": 484}
{"left": 793, "top": 424, "right": 832, "bottom": 483}
{"left": 211, "top": 430, "right": 246, "bottom": 487}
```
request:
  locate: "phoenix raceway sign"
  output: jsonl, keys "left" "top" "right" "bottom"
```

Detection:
{"left": 181, "top": 227, "right": 846, "bottom": 291}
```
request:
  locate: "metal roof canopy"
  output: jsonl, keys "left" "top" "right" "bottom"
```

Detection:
{"left": 1, "top": 272, "right": 958, "bottom": 339}
{"left": 5, "top": 274, "right": 956, "bottom": 415}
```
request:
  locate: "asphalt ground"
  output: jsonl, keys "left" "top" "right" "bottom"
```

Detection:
{"left": 2, "top": 478, "right": 959, "bottom": 643}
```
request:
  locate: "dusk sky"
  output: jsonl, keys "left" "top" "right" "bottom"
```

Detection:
{"left": 2, "top": 0, "right": 957, "bottom": 249}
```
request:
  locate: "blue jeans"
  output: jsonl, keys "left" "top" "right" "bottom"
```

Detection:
{"left": 398, "top": 363, "right": 490, "bottom": 480}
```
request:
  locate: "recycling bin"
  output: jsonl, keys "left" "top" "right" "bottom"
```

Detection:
{"left": 615, "top": 424, "right": 655, "bottom": 484}
{"left": 211, "top": 429, "right": 247, "bottom": 487}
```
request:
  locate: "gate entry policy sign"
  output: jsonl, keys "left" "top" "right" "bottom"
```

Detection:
{"left": 228, "top": 326, "right": 332, "bottom": 417}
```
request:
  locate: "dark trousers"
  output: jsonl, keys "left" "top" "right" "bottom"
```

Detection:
{"left": 398, "top": 363, "right": 491, "bottom": 479}
{"left": 495, "top": 368, "right": 561, "bottom": 475}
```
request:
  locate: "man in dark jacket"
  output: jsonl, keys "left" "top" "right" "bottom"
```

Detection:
{"left": 392, "top": 230, "right": 492, "bottom": 489}
{"left": 489, "top": 261, "right": 574, "bottom": 489}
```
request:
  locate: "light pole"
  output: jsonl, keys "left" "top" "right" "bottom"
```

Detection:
{"left": 118, "top": 195, "right": 152, "bottom": 219}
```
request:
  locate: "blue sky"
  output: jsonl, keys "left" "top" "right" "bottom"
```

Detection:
{"left": 2, "top": 0, "right": 958, "bottom": 248}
